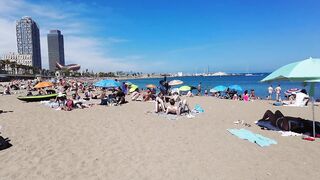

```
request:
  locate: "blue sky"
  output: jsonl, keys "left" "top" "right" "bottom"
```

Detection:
{"left": 0, "top": 0, "right": 319, "bottom": 73}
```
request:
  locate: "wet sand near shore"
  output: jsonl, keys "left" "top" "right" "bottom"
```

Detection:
{"left": 1, "top": 94, "right": 320, "bottom": 180}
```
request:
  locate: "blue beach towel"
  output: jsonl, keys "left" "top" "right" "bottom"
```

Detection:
{"left": 194, "top": 104, "right": 204, "bottom": 113}
{"left": 227, "top": 128, "right": 277, "bottom": 147}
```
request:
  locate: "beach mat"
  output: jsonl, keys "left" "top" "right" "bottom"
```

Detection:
{"left": 227, "top": 128, "right": 277, "bottom": 147}
{"left": 146, "top": 111, "right": 196, "bottom": 120}
{"left": 255, "top": 120, "right": 281, "bottom": 131}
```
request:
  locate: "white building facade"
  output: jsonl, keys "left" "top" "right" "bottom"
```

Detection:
{"left": 1, "top": 52, "right": 33, "bottom": 66}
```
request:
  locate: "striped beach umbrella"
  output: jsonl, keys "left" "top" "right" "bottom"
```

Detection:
{"left": 168, "top": 80, "right": 183, "bottom": 86}
{"left": 146, "top": 84, "right": 157, "bottom": 89}
{"left": 284, "top": 88, "right": 301, "bottom": 96}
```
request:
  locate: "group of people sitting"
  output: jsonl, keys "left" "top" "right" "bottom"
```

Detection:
{"left": 54, "top": 92, "right": 92, "bottom": 111}
{"left": 1, "top": 85, "right": 11, "bottom": 95}
{"left": 96, "top": 88, "right": 126, "bottom": 106}
{"left": 210, "top": 89, "right": 259, "bottom": 101}
{"left": 154, "top": 92, "right": 191, "bottom": 115}
{"left": 280, "top": 89, "right": 310, "bottom": 107}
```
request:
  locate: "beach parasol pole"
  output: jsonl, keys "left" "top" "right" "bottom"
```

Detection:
{"left": 312, "top": 97, "right": 315, "bottom": 137}
{"left": 310, "top": 82, "right": 316, "bottom": 137}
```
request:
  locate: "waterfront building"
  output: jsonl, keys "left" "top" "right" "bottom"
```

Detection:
{"left": 16, "top": 16, "right": 42, "bottom": 69}
{"left": 1, "top": 52, "right": 32, "bottom": 66}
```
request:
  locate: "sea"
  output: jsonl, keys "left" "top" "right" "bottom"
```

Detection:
{"left": 127, "top": 73, "right": 320, "bottom": 99}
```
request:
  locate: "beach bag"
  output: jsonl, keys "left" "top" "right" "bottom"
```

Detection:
{"left": 0, "top": 136, "right": 12, "bottom": 151}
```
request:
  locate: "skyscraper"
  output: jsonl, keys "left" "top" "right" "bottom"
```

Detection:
{"left": 16, "top": 16, "right": 42, "bottom": 69}
{"left": 47, "top": 30, "right": 65, "bottom": 72}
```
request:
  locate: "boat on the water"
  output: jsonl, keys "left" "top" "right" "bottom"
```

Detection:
{"left": 17, "top": 93, "right": 58, "bottom": 102}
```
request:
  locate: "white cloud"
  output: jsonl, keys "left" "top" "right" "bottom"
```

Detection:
{"left": 0, "top": 0, "right": 143, "bottom": 72}
{"left": 0, "top": 19, "right": 17, "bottom": 53}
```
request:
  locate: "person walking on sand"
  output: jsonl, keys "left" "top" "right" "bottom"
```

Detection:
{"left": 267, "top": 85, "right": 273, "bottom": 100}
{"left": 275, "top": 84, "right": 281, "bottom": 101}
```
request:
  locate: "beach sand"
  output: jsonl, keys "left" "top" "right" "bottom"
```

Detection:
{"left": 1, "top": 94, "right": 320, "bottom": 179}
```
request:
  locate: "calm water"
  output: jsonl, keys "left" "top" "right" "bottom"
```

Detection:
{"left": 127, "top": 74, "right": 320, "bottom": 99}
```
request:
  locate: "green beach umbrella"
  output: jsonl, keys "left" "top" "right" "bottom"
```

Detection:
{"left": 261, "top": 57, "right": 320, "bottom": 82}
{"left": 261, "top": 57, "right": 320, "bottom": 137}
{"left": 129, "top": 84, "right": 139, "bottom": 93}
{"left": 179, "top": 85, "right": 191, "bottom": 91}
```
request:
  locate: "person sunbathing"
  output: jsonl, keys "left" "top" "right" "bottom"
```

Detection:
{"left": 3, "top": 86, "right": 11, "bottom": 95}
{"left": 155, "top": 92, "right": 166, "bottom": 113}
{"left": 166, "top": 98, "right": 191, "bottom": 115}
{"left": 72, "top": 94, "right": 91, "bottom": 109}
{"left": 261, "top": 110, "right": 320, "bottom": 134}
{"left": 166, "top": 99, "right": 180, "bottom": 115}
{"left": 115, "top": 88, "right": 126, "bottom": 105}
{"left": 143, "top": 89, "right": 153, "bottom": 101}
{"left": 178, "top": 99, "right": 191, "bottom": 114}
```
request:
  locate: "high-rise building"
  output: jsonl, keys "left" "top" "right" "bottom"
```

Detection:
{"left": 47, "top": 30, "right": 65, "bottom": 71}
{"left": 16, "top": 16, "right": 42, "bottom": 69}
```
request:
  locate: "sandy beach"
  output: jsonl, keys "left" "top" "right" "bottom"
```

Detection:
{"left": 1, "top": 93, "right": 320, "bottom": 180}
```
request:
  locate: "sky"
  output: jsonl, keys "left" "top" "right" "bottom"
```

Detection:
{"left": 0, "top": 0, "right": 319, "bottom": 73}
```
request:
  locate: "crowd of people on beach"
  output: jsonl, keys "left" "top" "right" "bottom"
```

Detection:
{"left": 1, "top": 76, "right": 320, "bottom": 144}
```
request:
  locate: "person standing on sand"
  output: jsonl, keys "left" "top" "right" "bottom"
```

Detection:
{"left": 275, "top": 84, "right": 281, "bottom": 101}
{"left": 268, "top": 85, "right": 273, "bottom": 100}
{"left": 197, "top": 82, "right": 202, "bottom": 96}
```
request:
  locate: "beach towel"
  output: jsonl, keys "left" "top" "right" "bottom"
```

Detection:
{"left": 193, "top": 104, "right": 204, "bottom": 113}
{"left": 147, "top": 111, "right": 196, "bottom": 120}
{"left": 255, "top": 120, "right": 281, "bottom": 131}
{"left": 227, "top": 128, "right": 277, "bottom": 147}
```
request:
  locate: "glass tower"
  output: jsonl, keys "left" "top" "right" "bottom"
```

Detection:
{"left": 16, "top": 16, "right": 42, "bottom": 69}
{"left": 47, "top": 30, "right": 65, "bottom": 71}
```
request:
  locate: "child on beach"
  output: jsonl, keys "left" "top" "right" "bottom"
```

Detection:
{"left": 243, "top": 90, "right": 249, "bottom": 102}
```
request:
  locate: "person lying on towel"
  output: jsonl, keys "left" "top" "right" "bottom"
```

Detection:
{"left": 261, "top": 110, "right": 320, "bottom": 135}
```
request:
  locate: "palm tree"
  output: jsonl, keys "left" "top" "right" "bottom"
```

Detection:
{"left": 9, "top": 61, "right": 17, "bottom": 75}
{"left": 3, "top": 59, "right": 10, "bottom": 73}
{"left": 0, "top": 60, "right": 5, "bottom": 73}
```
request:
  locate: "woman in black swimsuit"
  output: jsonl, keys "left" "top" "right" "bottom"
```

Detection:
{"left": 261, "top": 110, "right": 304, "bottom": 131}
{"left": 261, "top": 110, "right": 320, "bottom": 135}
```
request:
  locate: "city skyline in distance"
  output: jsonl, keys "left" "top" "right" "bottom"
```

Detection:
{"left": 0, "top": 0, "right": 320, "bottom": 73}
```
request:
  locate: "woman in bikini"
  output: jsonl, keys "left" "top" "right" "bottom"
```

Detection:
{"left": 261, "top": 110, "right": 320, "bottom": 135}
